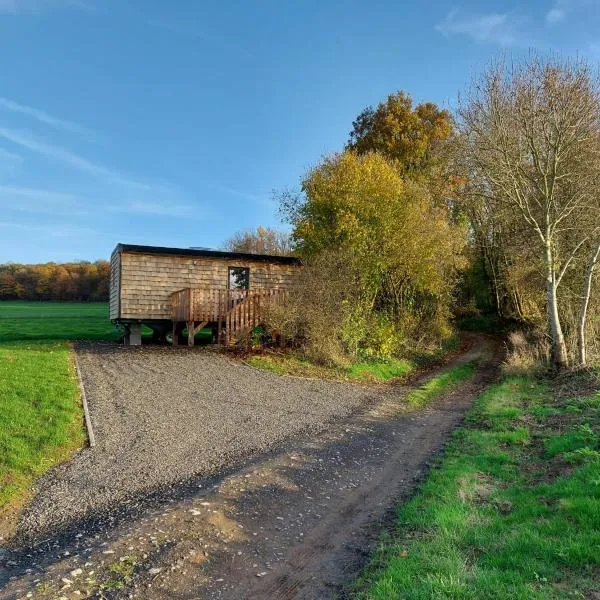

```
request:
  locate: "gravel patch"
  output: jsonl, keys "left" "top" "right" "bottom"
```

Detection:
{"left": 16, "top": 343, "right": 377, "bottom": 541}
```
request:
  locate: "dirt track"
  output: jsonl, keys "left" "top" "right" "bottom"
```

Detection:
{"left": 0, "top": 333, "right": 502, "bottom": 600}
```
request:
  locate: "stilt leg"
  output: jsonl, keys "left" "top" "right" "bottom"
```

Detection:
{"left": 187, "top": 321, "right": 195, "bottom": 347}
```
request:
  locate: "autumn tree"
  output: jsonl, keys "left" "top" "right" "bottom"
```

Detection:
{"left": 280, "top": 151, "right": 465, "bottom": 361}
{"left": 0, "top": 272, "right": 16, "bottom": 298}
{"left": 458, "top": 57, "right": 600, "bottom": 369}
{"left": 223, "top": 226, "right": 294, "bottom": 256}
{"left": 347, "top": 91, "right": 453, "bottom": 176}
{"left": 274, "top": 93, "right": 465, "bottom": 363}
{"left": 0, "top": 261, "right": 110, "bottom": 301}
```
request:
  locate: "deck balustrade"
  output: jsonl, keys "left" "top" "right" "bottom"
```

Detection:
{"left": 170, "top": 287, "right": 286, "bottom": 346}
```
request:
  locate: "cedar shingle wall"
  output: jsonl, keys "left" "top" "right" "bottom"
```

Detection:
{"left": 109, "top": 250, "right": 121, "bottom": 320}
{"left": 118, "top": 252, "right": 298, "bottom": 320}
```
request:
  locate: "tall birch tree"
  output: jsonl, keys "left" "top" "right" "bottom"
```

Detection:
{"left": 458, "top": 57, "right": 600, "bottom": 369}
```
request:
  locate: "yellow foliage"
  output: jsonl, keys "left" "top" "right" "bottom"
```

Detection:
{"left": 280, "top": 151, "right": 466, "bottom": 359}
{"left": 293, "top": 151, "right": 465, "bottom": 302}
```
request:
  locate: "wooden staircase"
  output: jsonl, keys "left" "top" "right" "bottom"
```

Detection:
{"left": 170, "top": 287, "right": 287, "bottom": 346}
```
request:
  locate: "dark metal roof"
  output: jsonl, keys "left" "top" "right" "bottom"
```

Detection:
{"left": 113, "top": 243, "right": 301, "bottom": 265}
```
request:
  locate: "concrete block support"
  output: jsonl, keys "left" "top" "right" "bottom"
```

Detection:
{"left": 125, "top": 323, "right": 142, "bottom": 346}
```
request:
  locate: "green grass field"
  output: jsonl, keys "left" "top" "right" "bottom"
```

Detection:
{"left": 0, "top": 301, "right": 119, "bottom": 522}
{"left": 354, "top": 373, "right": 600, "bottom": 599}
{"left": 0, "top": 301, "right": 119, "bottom": 342}
{"left": 0, "top": 341, "right": 85, "bottom": 514}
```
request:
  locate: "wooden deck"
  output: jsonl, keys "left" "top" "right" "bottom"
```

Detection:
{"left": 170, "top": 287, "right": 286, "bottom": 346}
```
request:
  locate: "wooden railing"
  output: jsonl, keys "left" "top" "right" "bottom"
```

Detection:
{"left": 171, "top": 288, "right": 246, "bottom": 323}
{"left": 170, "top": 288, "right": 287, "bottom": 345}
{"left": 221, "top": 288, "right": 286, "bottom": 346}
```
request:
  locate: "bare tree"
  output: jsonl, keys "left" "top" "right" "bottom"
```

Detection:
{"left": 459, "top": 56, "right": 600, "bottom": 369}
{"left": 223, "top": 226, "right": 294, "bottom": 256}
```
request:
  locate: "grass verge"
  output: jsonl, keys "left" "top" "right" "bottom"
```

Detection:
{"left": 0, "top": 341, "right": 85, "bottom": 524}
{"left": 405, "top": 363, "right": 475, "bottom": 407}
{"left": 353, "top": 373, "right": 600, "bottom": 599}
{"left": 245, "top": 335, "right": 461, "bottom": 384}
{"left": 246, "top": 353, "right": 414, "bottom": 383}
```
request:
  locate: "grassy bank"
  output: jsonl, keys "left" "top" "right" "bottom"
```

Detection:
{"left": 353, "top": 373, "right": 600, "bottom": 599}
{"left": 247, "top": 353, "right": 414, "bottom": 383}
{"left": 245, "top": 337, "right": 461, "bottom": 384}
{"left": 0, "top": 341, "right": 85, "bottom": 516}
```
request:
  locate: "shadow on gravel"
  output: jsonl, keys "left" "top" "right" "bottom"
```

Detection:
{"left": 1, "top": 406, "right": 438, "bottom": 591}
{"left": 1, "top": 443, "right": 298, "bottom": 580}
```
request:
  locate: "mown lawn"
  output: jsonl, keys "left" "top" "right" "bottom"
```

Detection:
{"left": 0, "top": 301, "right": 119, "bottom": 522}
{"left": 0, "top": 301, "right": 119, "bottom": 342}
{"left": 0, "top": 341, "right": 85, "bottom": 512}
{"left": 353, "top": 373, "right": 600, "bottom": 599}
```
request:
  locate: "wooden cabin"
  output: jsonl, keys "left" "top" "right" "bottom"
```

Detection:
{"left": 109, "top": 243, "right": 300, "bottom": 346}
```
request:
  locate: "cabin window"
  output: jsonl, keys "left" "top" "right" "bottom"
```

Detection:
{"left": 228, "top": 266, "right": 250, "bottom": 289}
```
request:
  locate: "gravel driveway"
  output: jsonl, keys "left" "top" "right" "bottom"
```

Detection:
{"left": 2, "top": 334, "right": 501, "bottom": 599}
{"left": 17, "top": 344, "right": 377, "bottom": 542}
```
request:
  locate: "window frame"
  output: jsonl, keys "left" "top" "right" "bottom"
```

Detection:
{"left": 228, "top": 266, "right": 250, "bottom": 290}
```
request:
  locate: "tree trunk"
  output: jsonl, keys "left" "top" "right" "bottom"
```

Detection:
{"left": 513, "top": 288, "right": 525, "bottom": 321}
{"left": 577, "top": 240, "right": 600, "bottom": 365}
{"left": 546, "top": 244, "right": 569, "bottom": 370}
{"left": 482, "top": 242, "right": 502, "bottom": 317}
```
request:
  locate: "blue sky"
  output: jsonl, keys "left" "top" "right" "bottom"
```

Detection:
{"left": 0, "top": 0, "right": 599, "bottom": 263}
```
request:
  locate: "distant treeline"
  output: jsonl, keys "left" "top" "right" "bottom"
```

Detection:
{"left": 0, "top": 261, "right": 110, "bottom": 301}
